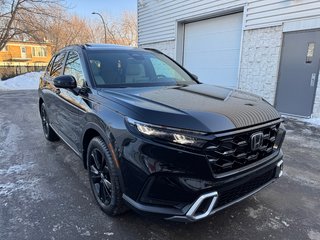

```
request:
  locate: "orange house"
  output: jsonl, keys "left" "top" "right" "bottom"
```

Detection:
{"left": 0, "top": 40, "right": 52, "bottom": 67}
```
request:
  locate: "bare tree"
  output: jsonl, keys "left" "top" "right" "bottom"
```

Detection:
{"left": 47, "top": 11, "right": 92, "bottom": 53}
{"left": 0, "top": 1, "right": 138, "bottom": 53}
{"left": 89, "top": 11, "right": 137, "bottom": 46}
{"left": 0, "top": 0, "right": 65, "bottom": 51}
{"left": 118, "top": 11, "right": 137, "bottom": 46}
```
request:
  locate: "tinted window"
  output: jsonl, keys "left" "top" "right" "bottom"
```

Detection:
{"left": 87, "top": 50, "right": 197, "bottom": 88}
{"left": 64, "top": 51, "right": 85, "bottom": 87}
{"left": 50, "top": 52, "right": 66, "bottom": 77}
{"left": 46, "top": 56, "right": 55, "bottom": 75}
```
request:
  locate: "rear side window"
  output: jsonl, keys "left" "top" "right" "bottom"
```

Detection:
{"left": 64, "top": 51, "right": 85, "bottom": 87}
{"left": 46, "top": 56, "right": 55, "bottom": 75}
{"left": 50, "top": 52, "right": 66, "bottom": 77}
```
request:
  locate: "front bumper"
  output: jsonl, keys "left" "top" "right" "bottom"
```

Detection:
{"left": 122, "top": 152, "right": 284, "bottom": 222}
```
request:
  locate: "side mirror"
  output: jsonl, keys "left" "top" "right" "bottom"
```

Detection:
{"left": 191, "top": 74, "right": 198, "bottom": 81}
{"left": 53, "top": 75, "right": 77, "bottom": 89}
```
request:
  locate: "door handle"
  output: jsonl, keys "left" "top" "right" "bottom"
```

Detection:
{"left": 310, "top": 73, "right": 316, "bottom": 87}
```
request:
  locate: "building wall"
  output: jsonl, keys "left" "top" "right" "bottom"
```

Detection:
{"left": 0, "top": 42, "right": 52, "bottom": 64}
{"left": 238, "top": 26, "right": 283, "bottom": 104}
{"left": 138, "top": 0, "right": 320, "bottom": 45}
{"left": 140, "top": 40, "right": 176, "bottom": 59}
{"left": 313, "top": 79, "right": 320, "bottom": 118}
{"left": 138, "top": 1, "right": 320, "bottom": 118}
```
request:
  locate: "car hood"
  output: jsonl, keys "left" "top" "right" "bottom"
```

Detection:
{"left": 97, "top": 84, "right": 280, "bottom": 133}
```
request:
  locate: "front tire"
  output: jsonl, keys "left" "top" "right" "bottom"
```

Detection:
{"left": 40, "top": 103, "right": 59, "bottom": 141}
{"left": 87, "top": 137, "right": 126, "bottom": 216}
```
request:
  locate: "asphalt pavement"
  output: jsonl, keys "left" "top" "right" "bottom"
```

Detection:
{"left": 0, "top": 90, "right": 319, "bottom": 240}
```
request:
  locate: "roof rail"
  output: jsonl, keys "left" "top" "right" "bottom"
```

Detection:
{"left": 143, "top": 48, "right": 163, "bottom": 54}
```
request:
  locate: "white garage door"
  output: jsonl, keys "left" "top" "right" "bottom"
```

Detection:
{"left": 183, "top": 12, "right": 243, "bottom": 88}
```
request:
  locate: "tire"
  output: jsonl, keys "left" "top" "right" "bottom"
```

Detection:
{"left": 87, "top": 136, "right": 127, "bottom": 216}
{"left": 40, "top": 103, "right": 59, "bottom": 141}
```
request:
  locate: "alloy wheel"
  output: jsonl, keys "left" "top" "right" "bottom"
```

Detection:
{"left": 88, "top": 148, "right": 112, "bottom": 205}
{"left": 41, "top": 106, "right": 49, "bottom": 137}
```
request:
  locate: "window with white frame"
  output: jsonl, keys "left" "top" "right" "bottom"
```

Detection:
{"left": 32, "top": 46, "right": 47, "bottom": 57}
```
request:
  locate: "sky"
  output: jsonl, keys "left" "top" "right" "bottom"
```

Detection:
{"left": 65, "top": 0, "right": 137, "bottom": 19}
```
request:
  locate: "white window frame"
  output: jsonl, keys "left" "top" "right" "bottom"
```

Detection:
{"left": 32, "top": 46, "right": 47, "bottom": 57}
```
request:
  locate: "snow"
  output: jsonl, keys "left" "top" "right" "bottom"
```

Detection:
{"left": 0, "top": 71, "right": 43, "bottom": 90}
{"left": 286, "top": 116, "right": 320, "bottom": 127}
{"left": 302, "top": 118, "right": 320, "bottom": 126}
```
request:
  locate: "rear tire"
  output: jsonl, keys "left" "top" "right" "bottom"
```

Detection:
{"left": 40, "top": 103, "right": 59, "bottom": 141}
{"left": 87, "top": 137, "right": 127, "bottom": 216}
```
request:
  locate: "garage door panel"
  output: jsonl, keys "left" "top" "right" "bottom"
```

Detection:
{"left": 184, "top": 50, "right": 241, "bottom": 68}
{"left": 195, "top": 68, "right": 239, "bottom": 87}
{"left": 185, "top": 30, "right": 242, "bottom": 49}
{"left": 186, "top": 15, "right": 243, "bottom": 35}
{"left": 183, "top": 12, "right": 243, "bottom": 88}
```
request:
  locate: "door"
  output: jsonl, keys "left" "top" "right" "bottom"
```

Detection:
{"left": 55, "top": 51, "right": 89, "bottom": 148}
{"left": 21, "top": 46, "right": 27, "bottom": 58}
{"left": 275, "top": 30, "right": 320, "bottom": 117}
{"left": 183, "top": 12, "right": 243, "bottom": 88}
{"left": 45, "top": 52, "right": 67, "bottom": 128}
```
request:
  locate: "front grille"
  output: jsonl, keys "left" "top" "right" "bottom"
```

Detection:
{"left": 214, "top": 168, "right": 275, "bottom": 209}
{"left": 205, "top": 123, "right": 280, "bottom": 175}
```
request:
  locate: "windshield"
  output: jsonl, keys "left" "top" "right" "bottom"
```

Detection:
{"left": 86, "top": 50, "right": 198, "bottom": 88}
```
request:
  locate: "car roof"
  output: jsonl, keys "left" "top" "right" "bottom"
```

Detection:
{"left": 55, "top": 44, "right": 162, "bottom": 57}
{"left": 60, "top": 43, "right": 139, "bottom": 52}
{"left": 83, "top": 43, "right": 137, "bottom": 51}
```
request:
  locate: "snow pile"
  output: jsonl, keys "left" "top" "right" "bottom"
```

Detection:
{"left": 302, "top": 118, "right": 320, "bottom": 126}
{"left": 0, "top": 71, "right": 43, "bottom": 90}
{"left": 286, "top": 116, "right": 320, "bottom": 127}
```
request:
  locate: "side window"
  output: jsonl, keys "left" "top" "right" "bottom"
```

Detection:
{"left": 64, "top": 51, "right": 85, "bottom": 87}
{"left": 50, "top": 52, "right": 66, "bottom": 77}
{"left": 46, "top": 56, "right": 55, "bottom": 75}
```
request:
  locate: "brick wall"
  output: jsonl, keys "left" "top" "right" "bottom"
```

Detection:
{"left": 239, "top": 26, "right": 283, "bottom": 105}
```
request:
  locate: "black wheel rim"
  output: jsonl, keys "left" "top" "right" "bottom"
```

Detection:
{"left": 41, "top": 106, "right": 49, "bottom": 137}
{"left": 89, "top": 148, "right": 112, "bottom": 205}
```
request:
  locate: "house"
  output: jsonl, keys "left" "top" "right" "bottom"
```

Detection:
{"left": 137, "top": 0, "right": 320, "bottom": 118}
{"left": 0, "top": 40, "right": 52, "bottom": 79}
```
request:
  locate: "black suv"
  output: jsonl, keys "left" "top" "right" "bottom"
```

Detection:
{"left": 39, "top": 44, "right": 285, "bottom": 222}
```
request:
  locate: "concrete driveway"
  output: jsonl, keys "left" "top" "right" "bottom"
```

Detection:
{"left": 0, "top": 90, "right": 319, "bottom": 240}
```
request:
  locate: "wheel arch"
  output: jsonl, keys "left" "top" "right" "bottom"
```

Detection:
{"left": 81, "top": 121, "right": 119, "bottom": 170}
{"left": 81, "top": 122, "right": 125, "bottom": 192}
{"left": 81, "top": 123, "right": 108, "bottom": 169}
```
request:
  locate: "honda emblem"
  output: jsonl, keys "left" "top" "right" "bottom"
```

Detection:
{"left": 250, "top": 132, "right": 263, "bottom": 151}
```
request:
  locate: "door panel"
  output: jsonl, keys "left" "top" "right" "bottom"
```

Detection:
{"left": 55, "top": 51, "right": 89, "bottom": 149}
{"left": 43, "top": 52, "right": 66, "bottom": 127}
{"left": 21, "top": 46, "right": 26, "bottom": 59}
{"left": 275, "top": 30, "right": 320, "bottom": 117}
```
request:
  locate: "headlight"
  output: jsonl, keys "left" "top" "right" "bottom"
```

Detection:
{"left": 125, "top": 117, "right": 207, "bottom": 148}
